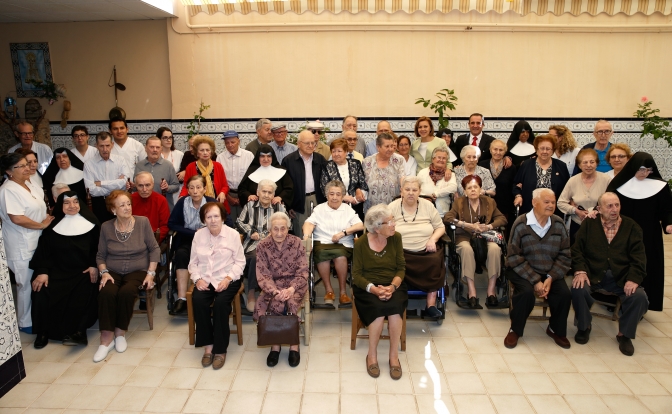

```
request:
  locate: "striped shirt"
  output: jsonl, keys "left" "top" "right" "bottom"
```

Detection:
{"left": 236, "top": 200, "right": 289, "bottom": 254}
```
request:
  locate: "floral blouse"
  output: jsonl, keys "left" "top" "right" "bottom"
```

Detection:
{"left": 362, "top": 153, "right": 406, "bottom": 213}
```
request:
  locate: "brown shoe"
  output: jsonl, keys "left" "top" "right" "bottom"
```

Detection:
{"left": 389, "top": 361, "right": 402, "bottom": 380}
{"left": 324, "top": 292, "right": 335, "bottom": 305}
{"left": 339, "top": 293, "right": 351, "bottom": 305}
{"left": 504, "top": 330, "right": 519, "bottom": 349}
{"left": 212, "top": 354, "right": 226, "bottom": 370}
{"left": 546, "top": 326, "right": 571, "bottom": 349}
{"left": 366, "top": 355, "right": 380, "bottom": 378}
{"left": 201, "top": 353, "right": 213, "bottom": 368}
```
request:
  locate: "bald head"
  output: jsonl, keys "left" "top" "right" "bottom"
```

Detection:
{"left": 297, "top": 130, "right": 316, "bottom": 157}
{"left": 376, "top": 121, "right": 391, "bottom": 135}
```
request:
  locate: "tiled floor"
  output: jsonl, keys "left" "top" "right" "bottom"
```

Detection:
{"left": 4, "top": 238, "right": 672, "bottom": 413}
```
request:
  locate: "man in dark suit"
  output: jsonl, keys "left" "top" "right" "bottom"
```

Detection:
{"left": 281, "top": 130, "right": 327, "bottom": 239}
{"left": 453, "top": 113, "right": 498, "bottom": 166}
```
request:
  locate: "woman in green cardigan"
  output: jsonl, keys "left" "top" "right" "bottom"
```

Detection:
{"left": 411, "top": 116, "right": 450, "bottom": 174}
{"left": 352, "top": 204, "right": 407, "bottom": 381}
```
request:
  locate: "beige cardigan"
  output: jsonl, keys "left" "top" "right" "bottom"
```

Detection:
{"left": 557, "top": 172, "right": 612, "bottom": 224}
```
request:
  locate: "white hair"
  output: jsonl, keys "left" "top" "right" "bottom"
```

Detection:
{"left": 257, "top": 179, "right": 277, "bottom": 193}
{"left": 532, "top": 188, "right": 555, "bottom": 200}
{"left": 270, "top": 212, "right": 291, "bottom": 228}
{"left": 51, "top": 183, "right": 70, "bottom": 199}
{"left": 401, "top": 175, "right": 421, "bottom": 189}
{"left": 256, "top": 118, "right": 272, "bottom": 131}
{"left": 364, "top": 204, "right": 392, "bottom": 233}
{"left": 459, "top": 145, "right": 480, "bottom": 160}
{"left": 134, "top": 171, "right": 154, "bottom": 184}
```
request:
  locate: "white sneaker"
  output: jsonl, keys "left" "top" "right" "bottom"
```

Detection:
{"left": 114, "top": 335, "right": 127, "bottom": 353}
{"left": 93, "top": 341, "right": 115, "bottom": 363}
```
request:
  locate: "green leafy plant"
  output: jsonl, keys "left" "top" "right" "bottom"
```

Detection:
{"left": 187, "top": 101, "right": 211, "bottom": 138}
{"left": 27, "top": 79, "right": 66, "bottom": 105}
{"left": 287, "top": 122, "right": 330, "bottom": 145}
{"left": 634, "top": 97, "right": 672, "bottom": 147}
{"left": 415, "top": 89, "right": 458, "bottom": 130}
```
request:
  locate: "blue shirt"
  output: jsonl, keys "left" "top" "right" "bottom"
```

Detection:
{"left": 365, "top": 139, "right": 378, "bottom": 157}
{"left": 269, "top": 141, "right": 297, "bottom": 164}
{"left": 594, "top": 142, "right": 612, "bottom": 173}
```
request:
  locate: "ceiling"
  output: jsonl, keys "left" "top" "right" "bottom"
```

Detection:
{"left": 0, "top": 0, "right": 175, "bottom": 23}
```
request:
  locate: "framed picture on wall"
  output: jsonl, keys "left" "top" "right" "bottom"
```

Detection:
{"left": 10, "top": 42, "right": 53, "bottom": 98}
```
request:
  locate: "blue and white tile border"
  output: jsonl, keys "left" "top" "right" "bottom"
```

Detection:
{"left": 50, "top": 118, "right": 672, "bottom": 178}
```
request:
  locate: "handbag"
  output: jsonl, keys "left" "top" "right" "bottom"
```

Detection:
{"left": 470, "top": 234, "right": 488, "bottom": 265}
{"left": 257, "top": 294, "right": 300, "bottom": 346}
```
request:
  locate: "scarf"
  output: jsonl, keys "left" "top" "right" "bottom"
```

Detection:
{"left": 428, "top": 163, "right": 446, "bottom": 184}
{"left": 489, "top": 159, "right": 503, "bottom": 179}
{"left": 197, "top": 159, "right": 215, "bottom": 198}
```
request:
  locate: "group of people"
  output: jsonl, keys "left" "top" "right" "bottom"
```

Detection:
{"left": 0, "top": 113, "right": 670, "bottom": 379}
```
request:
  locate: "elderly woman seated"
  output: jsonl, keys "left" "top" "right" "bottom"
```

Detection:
{"left": 94, "top": 190, "right": 160, "bottom": 362}
{"left": 29, "top": 191, "right": 100, "bottom": 349}
{"left": 389, "top": 176, "right": 445, "bottom": 319}
{"left": 417, "top": 147, "right": 458, "bottom": 215}
{"left": 303, "top": 180, "right": 364, "bottom": 307}
{"left": 453, "top": 145, "right": 496, "bottom": 197}
{"left": 189, "top": 202, "right": 245, "bottom": 370}
{"left": 254, "top": 212, "right": 308, "bottom": 368}
{"left": 236, "top": 179, "right": 289, "bottom": 312}
{"left": 167, "top": 175, "right": 216, "bottom": 315}
{"left": 352, "top": 204, "right": 406, "bottom": 380}
{"left": 443, "top": 175, "right": 507, "bottom": 309}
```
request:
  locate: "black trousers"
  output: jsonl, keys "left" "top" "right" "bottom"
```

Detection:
{"left": 508, "top": 269, "right": 571, "bottom": 337}
{"left": 192, "top": 279, "right": 242, "bottom": 354}
{"left": 243, "top": 251, "right": 259, "bottom": 292}
{"left": 572, "top": 270, "right": 648, "bottom": 339}
{"left": 98, "top": 270, "right": 145, "bottom": 332}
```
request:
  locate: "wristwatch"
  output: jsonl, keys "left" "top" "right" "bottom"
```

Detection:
{"left": 100, "top": 269, "right": 109, "bottom": 275}
{"left": 147, "top": 270, "right": 156, "bottom": 277}
{"left": 342, "top": 230, "right": 347, "bottom": 237}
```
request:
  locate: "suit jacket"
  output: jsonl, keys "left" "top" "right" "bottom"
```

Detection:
{"left": 443, "top": 195, "right": 507, "bottom": 245}
{"left": 410, "top": 137, "right": 450, "bottom": 173}
{"left": 512, "top": 158, "right": 569, "bottom": 216}
{"left": 453, "top": 133, "right": 496, "bottom": 165}
{"left": 320, "top": 159, "right": 369, "bottom": 197}
{"left": 281, "top": 151, "right": 328, "bottom": 213}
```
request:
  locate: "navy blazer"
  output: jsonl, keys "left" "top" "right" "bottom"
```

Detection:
{"left": 512, "top": 158, "right": 569, "bottom": 216}
{"left": 281, "top": 151, "right": 328, "bottom": 214}
{"left": 453, "top": 133, "right": 497, "bottom": 166}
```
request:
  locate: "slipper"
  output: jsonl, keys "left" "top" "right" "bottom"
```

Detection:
{"left": 202, "top": 353, "right": 214, "bottom": 367}
{"left": 389, "top": 360, "right": 402, "bottom": 380}
{"left": 366, "top": 355, "right": 380, "bottom": 378}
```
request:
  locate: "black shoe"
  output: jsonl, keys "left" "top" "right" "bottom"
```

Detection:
{"left": 139, "top": 299, "right": 147, "bottom": 311}
{"left": 468, "top": 296, "right": 479, "bottom": 309}
{"left": 63, "top": 331, "right": 88, "bottom": 346}
{"left": 486, "top": 295, "right": 499, "bottom": 307}
{"left": 575, "top": 326, "right": 591, "bottom": 345}
{"left": 425, "top": 306, "right": 442, "bottom": 319}
{"left": 288, "top": 350, "right": 300, "bottom": 367}
{"left": 170, "top": 299, "right": 186, "bottom": 315}
{"left": 34, "top": 334, "right": 49, "bottom": 349}
{"left": 267, "top": 348, "right": 280, "bottom": 367}
{"left": 617, "top": 335, "right": 635, "bottom": 356}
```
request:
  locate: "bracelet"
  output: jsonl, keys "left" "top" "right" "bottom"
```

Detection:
{"left": 147, "top": 270, "right": 156, "bottom": 277}
{"left": 100, "top": 269, "right": 109, "bottom": 275}
{"left": 343, "top": 230, "right": 347, "bottom": 237}
{"left": 391, "top": 284, "right": 398, "bottom": 291}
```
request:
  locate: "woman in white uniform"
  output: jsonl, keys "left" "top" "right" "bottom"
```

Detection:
{"left": 0, "top": 153, "right": 54, "bottom": 333}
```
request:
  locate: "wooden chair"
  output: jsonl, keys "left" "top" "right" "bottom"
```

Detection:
{"left": 350, "top": 296, "right": 406, "bottom": 351}
{"left": 133, "top": 286, "right": 155, "bottom": 330}
{"left": 300, "top": 239, "right": 313, "bottom": 345}
{"left": 153, "top": 229, "right": 170, "bottom": 299}
{"left": 186, "top": 282, "right": 245, "bottom": 346}
{"left": 590, "top": 291, "right": 621, "bottom": 321}
{"left": 509, "top": 280, "right": 550, "bottom": 321}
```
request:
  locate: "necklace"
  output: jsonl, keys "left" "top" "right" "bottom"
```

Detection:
{"left": 469, "top": 200, "right": 481, "bottom": 227}
{"left": 114, "top": 217, "right": 135, "bottom": 243}
{"left": 401, "top": 201, "right": 419, "bottom": 223}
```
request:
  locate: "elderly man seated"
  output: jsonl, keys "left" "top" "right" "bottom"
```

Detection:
{"left": 302, "top": 180, "right": 364, "bottom": 307}
{"left": 505, "top": 188, "right": 572, "bottom": 349}
{"left": 131, "top": 172, "right": 169, "bottom": 242}
{"left": 571, "top": 192, "right": 648, "bottom": 356}
{"left": 236, "top": 179, "right": 289, "bottom": 312}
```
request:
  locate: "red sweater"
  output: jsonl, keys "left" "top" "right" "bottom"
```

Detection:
{"left": 179, "top": 161, "right": 230, "bottom": 212}
{"left": 131, "top": 191, "right": 170, "bottom": 242}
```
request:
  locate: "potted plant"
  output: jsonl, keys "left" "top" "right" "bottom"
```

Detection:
{"left": 415, "top": 88, "right": 458, "bottom": 130}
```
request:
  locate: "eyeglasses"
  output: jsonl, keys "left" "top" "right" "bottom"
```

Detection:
{"left": 12, "top": 164, "right": 28, "bottom": 169}
{"left": 300, "top": 141, "right": 316, "bottom": 147}
{"left": 346, "top": 138, "right": 357, "bottom": 142}
{"left": 18, "top": 132, "right": 34, "bottom": 137}
{"left": 638, "top": 167, "right": 654, "bottom": 173}
{"left": 72, "top": 133, "right": 88, "bottom": 138}
{"left": 273, "top": 130, "right": 287, "bottom": 134}
{"left": 382, "top": 219, "right": 395, "bottom": 226}
{"left": 595, "top": 130, "right": 612, "bottom": 136}
{"left": 610, "top": 154, "right": 627, "bottom": 160}
{"left": 309, "top": 129, "right": 322, "bottom": 134}
{"left": 161, "top": 136, "right": 173, "bottom": 140}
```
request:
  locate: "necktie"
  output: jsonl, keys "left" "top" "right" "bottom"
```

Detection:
{"left": 347, "top": 153, "right": 353, "bottom": 159}
{"left": 472, "top": 136, "right": 478, "bottom": 146}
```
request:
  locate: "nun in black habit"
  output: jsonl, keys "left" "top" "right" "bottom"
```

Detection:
{"left": 606, "top": 152, "right": 672, "bottom": 311}
{"left": 506, "top": 120, "right": 536, "bottom": 168}
{"left": 238, "top": 144, "right": 294, "bottom": 207}
{"left": 29, "top": 191, "right": 101, "bottom": 349}
{"left": 42, "top": 148, "right": 87, "bottom": 207}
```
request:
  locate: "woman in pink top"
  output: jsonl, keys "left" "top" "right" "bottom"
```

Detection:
{"left": 188, "top": 202, "right": 245, "bottom": 370}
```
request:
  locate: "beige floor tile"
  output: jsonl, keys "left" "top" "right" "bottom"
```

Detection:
{"left": 597, "top": 353, "right": 646, "bottom": 372}
{"left": 125, "top": 365, "right": 169, "bottom": 387}
{"left": 452, "top": 394, "right": 496, "bottom": 414}
{"left": 582, "top": 372, "right": 633, "bottom": 394}
{"left": 480, "top": 372, "right": 523, "bottom": 395}
{"left": 427, "top": 322, "right": 461, "bottom": 337}
{"left": 68, "top": 385, "right": 120, "bottom": 410}
{"left": 125, "top": 330, "right": 161, "bottom": 348}
{"left": 340, "top": 393, "right": 379, "bottom": 414}
{"left": 471, "top": 353, "right": 509, "bottom": 373}
{"left": 160, "top": 367, "right": 202, "bottom": 389}
{"left": 40, "top": 345, "right": 89, "bottom": 363}
{"left": 439, "top": 353, "right": 475, "bottom": 373}
{"left": 221, "top": 390, "right": 264, "bottom": 414}
{"left": 637, "top": 322, "right": 667, "bottom": 337}
{"left": 642, "top": 337, "right": 672, "bottom": 354}
{"left": 310, "top": 322, "right": 343, "bottom": 337}
{"left": 106, "top": 347, "right": 149, "bottom": 366}
{"left": 182, "top": 389, "right": 228, "bottom": 414}
{"left": 502, "top": 353, "right": 544, "bottom": 373}
{"left": 448, "top": 309, "right": 482, "bottom": 323}
{"left": 651, "top": 322, "right": 672, "bottom": 337}
{"left": 494, "top": 337, "right": 533, "bottom": 354}
{"left": 406, "top": 351, "right": 443, "bottom": 373}
{"left": 340, "top": 350, "right": 369, "bottom": 372}
{"left": 405, "top": 321, "right": 432, "bottom": 338}
{"left": 527, "top": 395, "right": 574, "bottom": 414}
{"left": 489, "top": 395, "right": 535, "bottom": 414}
{"left": 172, "top": 348, "right": 206, "bottom": 368}
{"left": 377, "top": 394, "right": 418, "bottom": 414}
{"left": 550, "top": 372, "right": 595, "bottom": 395}
{"left": 409, "top": 372, "right": 448, "bottom": 395}
{"left": 306, "top": 351, "right": 340, "bottom": 372}
{"left": 309, "top": 336, "right": 342, "bottom": 353}
{"left": 377, "top": 370, "right": 414, "bottom": 394}
{"left": 154, "top": 331, "right": 188, "bottom": 349}
{"left": 445, "top": 372, "right": 486, "bottom": 394}
{"left": 143, "top": 387, "right": 190, "bottom": 413}
{"left": 340, "top": 371, "right": 377, "bottom": 394}
{"left": 566, "top": 354, "right": 612, "bottom": 373}
{"left": 262, "top": 392, "right": 301, "bottom": 414}
{"left": 514, "top": 373, "right": 559, "bottom": 394}
{"left": 266, "top": 370, "right": 305, "bottom": 393}
{"left": 54, "top": 362, "right": 103, "bottom": 385}
{"left": 238, "top": 351, "right": 274, "bottom": 371}
{"left": 0, "top": 383, "right": 49, "bottom": 408}
{"left": 415, "top": 394, "right": 455, "bottom": 414}
{"left": 24, "top": 361, "right": 72, "bottom": 383}
{"left": 456, "top": 322, "right": 490, "bottom": 337}
{"left": 651, "top": 372, "right": 672, "bottom": 393}
{"left": 105, "top": 386, "right": 154, "bottom": 411}
{"left": 30, "top": 384, "right": 84, "bottom": 409}
{"left": 194, "top": 367, "right": 236, "bottom": 391}
{"left": 522, "top": 336, "right": 565, "bottom": 354}
{"left": 301, "top": 392, "right": 339, "bottom": 414}
{"left": 303, "top": 371, "right": 339, "bottom": 393}
{"left": 638, "top": 395, "right": 672, "bottom": 414}
{"left": 600, "top": 394, "right": 653, "bottom": 414}
{"left": 563, "top": 394, "right": 612, "bottom": 414}
{"left": 535, "top": 354, "right": 578, "bottom": 373}
{"left": 21, "top": 345, "right": 58, "bottom": 363}
{"left": 433, "top": 337, "right": 467, "bottom": 354}
{"left": 139, "top": 347, "right": 180, "bottom": 367}
{"left": 462, "top": 337, "right": 498, "bottom": 353}
{"left": 89, "top": 364, "right": 135, "bottom": 386}
{"left": 231, "top": 369, "right": 270, "bottom": 392}
{"left": 618, "top": 373, "right": 671, "bottom": 395}
{"left": 635, "top": 354, "right": 672, "bottom": 372}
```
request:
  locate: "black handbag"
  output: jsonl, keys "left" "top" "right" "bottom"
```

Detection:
{"left": 256, "top": 294, "right": 300, "bottom": 346}
{"left": 470, "top": 234, "right": 488, "bottom": 265}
